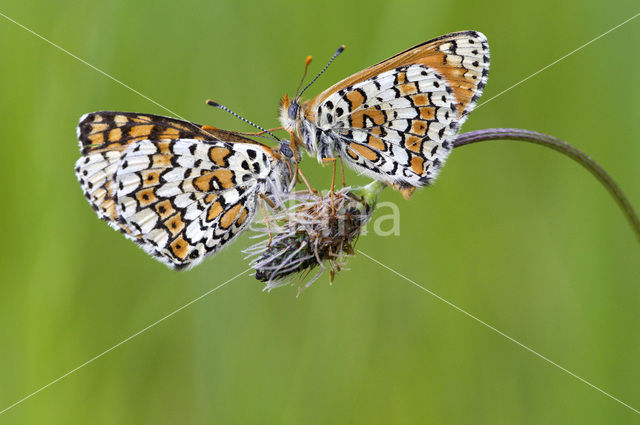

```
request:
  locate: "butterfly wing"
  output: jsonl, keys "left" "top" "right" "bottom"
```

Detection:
{"left": 304, "top": 31, "right": 489, "bottom": 187}
{"left": 75, "top": 112, "right": 255, "bottom": 227}
{"left": 114, "top": 138, "right": 273, "bottom": 269}
{"left": 75, "top": 112, "right": 277, "bottom": 269}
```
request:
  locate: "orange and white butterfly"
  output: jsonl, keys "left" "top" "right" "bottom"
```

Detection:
{"left": 280, "top": 31, "right": 490, "bottom": 196}
{"left": 75, "top": 112, "right": 295, "bottom": 269}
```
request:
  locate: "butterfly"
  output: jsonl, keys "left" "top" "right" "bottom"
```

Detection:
{"left": 279, "top": 31, "right": 490, "bottom": 198}
{"left": 74, "top": 111, "right": 295, "bottom": 269}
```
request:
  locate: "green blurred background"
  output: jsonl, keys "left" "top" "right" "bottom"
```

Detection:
{"left": 1, "top": 0, "right": 639, "bottom": 423}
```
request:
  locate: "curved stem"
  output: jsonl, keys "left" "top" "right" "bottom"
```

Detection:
{"left": 453, "top": 128, "right": 640, "bottom": 242}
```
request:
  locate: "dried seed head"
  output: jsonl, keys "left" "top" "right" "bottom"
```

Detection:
{"left": 244, "top": 187, "right": 375, "bottom": 292}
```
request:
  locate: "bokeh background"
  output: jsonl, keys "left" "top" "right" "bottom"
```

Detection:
{"left": 1, "top": 0, "right": 639, "bottom": 423}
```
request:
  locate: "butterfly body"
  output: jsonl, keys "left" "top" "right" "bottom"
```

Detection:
{"left": 280, "top": 31, "right": 490, "bottom": 190}
{"left": 75, "top": 112, "right": 294, "bottom": 269}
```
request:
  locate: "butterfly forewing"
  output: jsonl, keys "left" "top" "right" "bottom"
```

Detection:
{"left": 311, "top": 31, "right": 489, "bottom": 119}
{"left": 77, "top": 112, "right": 212, "bottom": 154}
{"left": 75, "top": 112, "right": 282, "bottom": 269}
{"left": 299, "top": 31, "right": 489, "bottom": 188}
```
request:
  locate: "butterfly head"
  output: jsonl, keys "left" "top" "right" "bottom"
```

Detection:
{"left": 279, "top": 93, "right": 300, "bottom": 133}
{"left": 277, "top": 140, "right": 291, "bottom": 157}
{"left": 280, "top": 46, "right": 345, "bottom": 135}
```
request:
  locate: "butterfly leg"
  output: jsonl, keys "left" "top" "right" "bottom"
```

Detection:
{"left": 322, "top": 157, "right": 338, "bottom": 213}
{"left": 259, "top": 193, "right": 276, "bottom": 209}
{"left": 339, "top": 157, "right": 346, "bottom": 188}
{"left": 288, "top": 133, "right": 318, "bottom": 194}
{"left": 258, "top": 194, "right": 274, "bottom": 247}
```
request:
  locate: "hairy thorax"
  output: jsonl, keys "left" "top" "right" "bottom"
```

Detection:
{"left": 279, "top": 93, "right": 337, "bottom": 162}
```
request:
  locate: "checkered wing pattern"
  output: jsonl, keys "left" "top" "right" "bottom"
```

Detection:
{"left": 75, "top": 112, "right": 277, "bottom": 269}
{"left": 306, "top": 31, "right": 490, "bottom": 187}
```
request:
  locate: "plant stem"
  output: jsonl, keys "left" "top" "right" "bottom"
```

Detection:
{"left": 350, "top": 180, "right": 387, "bottom": 209}
{"left": 453, "top": 128, "right": 640, "bottom": 242}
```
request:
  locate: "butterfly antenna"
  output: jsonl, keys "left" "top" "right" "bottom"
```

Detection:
{"left": 293, "top": 55, "right": 314, "bottom": 99}
{"left": 297, "top": 45, "right": 345, "bottom": 99}
{"left": 206, "top": 99, "right": 280, "bottom": 142}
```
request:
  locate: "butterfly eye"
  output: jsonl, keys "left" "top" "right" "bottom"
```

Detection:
{"left": 279, "top": 142, "right": 294, "bottom": 158}
{"left": 288, "top": 102, "right": 300, "bottom": 119}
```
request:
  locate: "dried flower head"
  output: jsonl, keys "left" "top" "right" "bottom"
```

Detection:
{"left": 244, "top": 184, "right": 382, "bottom": 292}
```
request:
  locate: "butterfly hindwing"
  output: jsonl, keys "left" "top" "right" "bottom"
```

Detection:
{"left": 75, "top": 112, "right": 214, "bottom": 231}
{"left": 313, "top": 64, "right": 460, "bottom": 186}
{"left": 113, "top": 138, "right": 270, "bottom": 269}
